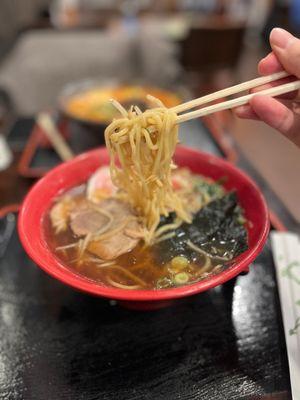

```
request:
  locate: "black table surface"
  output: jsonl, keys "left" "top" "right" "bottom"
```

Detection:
{"left": 0, "top": 227, "right": 291, "bottom": 400}
{"left": 0, "top": 118, "right": 292, "bottom": 399}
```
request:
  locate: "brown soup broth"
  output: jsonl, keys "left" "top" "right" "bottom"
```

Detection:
{"left": 44, "top": 174, "right": 247, "bottom": 290}
{"left": 44, "top": 212, "right": 224, "bottom": 290}
{"left": 44, "top": 215, "right": 222, "bottom": 289}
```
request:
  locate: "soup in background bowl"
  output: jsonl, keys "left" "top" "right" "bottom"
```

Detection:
{"left": 18, "top": 146, "right": 269, "bottom": 310}
{"left": 58, "top": 82, "right": 183, "bottom": 153}
{"left": 59, "top": 82, "right": 182, "bottom": 126}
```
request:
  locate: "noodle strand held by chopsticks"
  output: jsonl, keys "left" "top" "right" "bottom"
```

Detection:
{"left": 105, "top": 101, "right": 191, "bottom": 244}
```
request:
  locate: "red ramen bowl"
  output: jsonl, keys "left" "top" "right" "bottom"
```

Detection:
{"left": 18, "top": 146, "right": 269, "bottom": 310}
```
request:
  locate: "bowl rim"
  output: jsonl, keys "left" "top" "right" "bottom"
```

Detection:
{"left": 18, "top": 146, "right": 270, "bottom": 301}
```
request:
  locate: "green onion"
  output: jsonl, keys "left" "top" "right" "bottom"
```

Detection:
{"left": 174, "top": 272, "right": 190, "bottom": 285}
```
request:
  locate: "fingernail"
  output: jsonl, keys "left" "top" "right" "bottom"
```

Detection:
{"left": 260, "top": 52, "right": 272, "bottom": 62}
{"left": 270, "top": 28, "right": 295, "bottom": 49}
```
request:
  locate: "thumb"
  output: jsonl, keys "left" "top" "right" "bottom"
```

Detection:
{"left": 270, "top": 28, "right": 300, "bottom": 78}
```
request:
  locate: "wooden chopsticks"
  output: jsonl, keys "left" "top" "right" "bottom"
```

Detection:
{"left": 37, "top": 113, "right": 74, "bottom": 161}
{"left": 175, "top": 71, "right": 300, "bottom": 123}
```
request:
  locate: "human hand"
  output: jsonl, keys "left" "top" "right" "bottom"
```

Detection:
{"left": 235, "top": 28, "right": 300, "bottom": 147}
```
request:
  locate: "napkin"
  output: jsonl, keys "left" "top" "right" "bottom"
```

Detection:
{"left": 271, "top": 231, "right": 300, "bottom": 400}
{"left": 0, "top": 134, "right": 12, "bottom": 171}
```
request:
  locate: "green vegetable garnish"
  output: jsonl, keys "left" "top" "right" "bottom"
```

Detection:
{"left": 174, "top": 272, "right": 189, "bottom": 285}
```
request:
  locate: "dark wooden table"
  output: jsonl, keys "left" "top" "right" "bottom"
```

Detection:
{"left": 0, "top": 117, "right": 293, "bottom": 400}
{"left": 0, "top": 151, "right": 32, "bottom": 208}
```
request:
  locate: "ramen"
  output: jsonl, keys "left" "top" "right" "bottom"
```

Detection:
{"left": 46, "top": 167, "right": 248, "bottom": 290}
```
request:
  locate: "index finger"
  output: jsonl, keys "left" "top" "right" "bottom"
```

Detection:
{"left": 258, "top": 52, "right": 283, "bottom": 75}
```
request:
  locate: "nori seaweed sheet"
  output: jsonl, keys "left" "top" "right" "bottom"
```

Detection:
{"left": 153, "top": 192, "right": 248, "bottom": 264}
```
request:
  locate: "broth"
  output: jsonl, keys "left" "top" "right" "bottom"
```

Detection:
{"left": 44, "top": 168, "right": 248, "bottom": 290}
{"left": 45, "top": 215, "right": 226, "bottom": 290}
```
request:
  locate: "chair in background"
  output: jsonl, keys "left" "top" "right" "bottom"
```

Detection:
{"left": 180, "top": 18, "right": 246, "bottom": 94}
{"left": 0, "top": 30, "right": 134, "bottom": 115}
{"left": 0, "top": 26, "right": 181, "bottom": 116}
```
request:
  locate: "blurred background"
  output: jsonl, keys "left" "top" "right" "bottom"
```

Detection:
{"left": 0, "top": 0, "right": 300, "bottom": 225}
